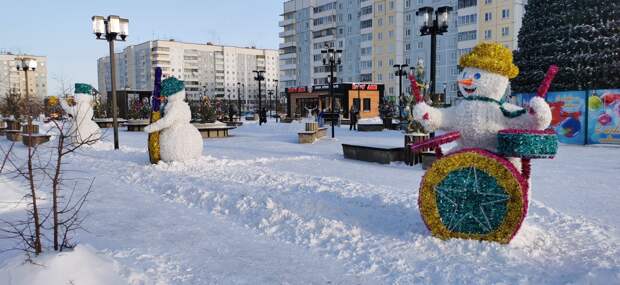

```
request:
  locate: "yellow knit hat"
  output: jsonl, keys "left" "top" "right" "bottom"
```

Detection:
{"left": 459, "top": 42, "right": 519, "bottom": 79}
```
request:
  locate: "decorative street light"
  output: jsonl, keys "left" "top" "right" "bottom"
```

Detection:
{"left": 253, "top": 70, "right": 265, "bottom": 125}
{"left": 321, "top": 46, "right": 342, "bottom": 138}
{"left": 274, "top": 79, "right": 279, "bottom": 122}
{"left": 237, "top": 82, "right": 243, "bottom": 118}
{"left": 92, "top": 15, "right": 129, "bottom": 150}
{"left": 416, "top": 6, "right": 452, "bottom": 103}
{"left": 267, "top": 90, "right": 274, "bottom": 119}
{"left": 16, "top": 57, "right": 37, "bottom": 132}
{"left": 393, "top": 64, "right": 409, "bottom": 123}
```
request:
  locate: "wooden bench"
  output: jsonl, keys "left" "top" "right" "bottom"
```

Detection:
{"left": 358, "top": 124, "right": 384, "bottom": 132}
{"left": 125, "top": 122, "right": 149, "bottom": 132}
{"left": 342, "top": 144, "right": 404, "bottom": 164}
{"left": 6, "top": 130, "right": 22, "bottom": 142}
{"left": 94, "top": 118, "right": 128, "bottom": 128}
{"left": 22, "top": 134, "right": 51, "bottom": 147}
{"left": 195, "top": 126, "right": 236, "bottom": 138}
{"left": 404, "top": 133, "right": 430, "bottom": 166}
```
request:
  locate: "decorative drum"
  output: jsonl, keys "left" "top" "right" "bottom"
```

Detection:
{"left": 497, "top": 129, "right": 558, "bottom": 159}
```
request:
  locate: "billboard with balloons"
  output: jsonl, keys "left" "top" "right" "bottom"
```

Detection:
{"left": 586, "top": 89, "right": 620, "bottom": 145}
{"left": 517, "top": 91, "right": 587, "bottom": 144}
{"left": 516, "top": 89, "right": 620, "bottom": 145}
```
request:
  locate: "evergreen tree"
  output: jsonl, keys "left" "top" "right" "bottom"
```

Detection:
{"left": 513, "top": 0, "right": 620, "bottom": 92}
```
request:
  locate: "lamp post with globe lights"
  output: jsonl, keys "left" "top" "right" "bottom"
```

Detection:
{"left": 91, "top": 15, "right": 129, "bottom": 150}
{"left": 416, "top": 6, "right": 452, "bottom": 103}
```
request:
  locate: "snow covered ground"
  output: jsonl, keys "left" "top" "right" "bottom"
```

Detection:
{"left": 0, "top": 120, "right": 619, "bottom": 284}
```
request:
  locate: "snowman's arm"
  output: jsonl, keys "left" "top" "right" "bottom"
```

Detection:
{"left": 503, "top": 97, "right": 552, "bottom": 130}
{"left": 144, "top": 108, "right": 176, "bottom": 133}
{"left": 412, "top": 102, "right": 452, "bottom": 131}
{"left": 60, "top": 99, "right": 76, "bottom": 117}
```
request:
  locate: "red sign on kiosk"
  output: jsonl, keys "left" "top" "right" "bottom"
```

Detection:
{"left": 352, "top": 84, "right": 378, "bottom": 91}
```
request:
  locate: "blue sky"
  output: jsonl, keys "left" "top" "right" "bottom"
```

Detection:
{"left": 0, "top": 0, "right": 282, "bottom": 95}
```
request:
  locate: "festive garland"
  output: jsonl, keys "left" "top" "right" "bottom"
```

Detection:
{"left": 418, "top": 148, "right": 528, "bottom": 244}
{"left": 410, "top": 131, "right": 461, "bottom": 152}
{"left": 497, "top": 129, "right": 558, "bottom": 159}
{"left": 462, "top": 96, "right": 527, "bottom": 118}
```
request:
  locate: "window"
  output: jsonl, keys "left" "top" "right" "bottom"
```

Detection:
{"left": 485, "top": 0, "right": 492, "bottom": 4}
{"left": 458, "top": 0, "right": 477, "bottom": 9}
{"left": 458, "top": 30, "right": 477, "bottom": 41}
{"left": 502, "top": 26, "right": 509, "bottom": 36}
{"left": 502, "top": 9, "right": 510, "bottom": 19}
{"left": 485, "top": 12, "right": 492, "bottom": 22}
{"left": 484, "top": 29, "right": 492, "bottom": 39}
{"left": 363, "top": 98, "right": 371, "bottom": 111}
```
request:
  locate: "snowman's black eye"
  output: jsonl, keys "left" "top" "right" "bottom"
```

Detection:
{"left": 474, "top": 73, "right": 481, "bottom": 79}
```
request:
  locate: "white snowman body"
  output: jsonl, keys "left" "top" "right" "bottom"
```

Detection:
{"left": 413, "top": 67, "right": 552, "bottom": 153}
{"left": 60, "top": 95, "right": 101, "bottom": 144}
{"left": 144, "top": 89, "right": 202, "bottom": 162}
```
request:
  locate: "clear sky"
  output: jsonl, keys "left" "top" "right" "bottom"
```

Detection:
{"left": 0, "top": 0, "right": 282, "bottom": 96}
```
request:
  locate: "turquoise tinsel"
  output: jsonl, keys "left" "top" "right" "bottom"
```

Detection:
{"left": 497, "top": 133, "right": 558, "bottom": 158}
{"left": 435, "top": 168, "right": 509, "bottom": 234}
{"left": 161, "top": 77, "right": 185, "bottom": 97}
{"left": 74, "top": 83, "right": 93, "bottom": 94}
{"left": 463, "top": 96, "right": 527, "bottom": 118}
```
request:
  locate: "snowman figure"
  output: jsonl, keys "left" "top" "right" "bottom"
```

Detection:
{"left": 60, "top": 83, "right": 101, "bottom": 145}
{"left": 413, "top": 43, "right": 552, "bottom": 164}
{"left": 144, "top": 77, "right": 202, "bottom": 162}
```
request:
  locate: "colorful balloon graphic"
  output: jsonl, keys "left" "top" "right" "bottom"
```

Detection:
{"left": 598, "top": 113, "right": 612, "bottom": 126}
{"left": 588, "top": 96, "right": 603, "bottom": 111}
{"left": 560, "top": 117, "right": 581, "bottom": 138}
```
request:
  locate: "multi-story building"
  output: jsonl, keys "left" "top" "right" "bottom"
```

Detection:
{"left": 280, "top": 0, "right": 457, "bottom": 103}
{"left": 0, "top": 53, "right": 48, "bottom": 99}
{"left": 97, "top": 40, "right": 279, "bottom": 111}
{"left": 281, "top": 0, "right": 527, "bottom": 105}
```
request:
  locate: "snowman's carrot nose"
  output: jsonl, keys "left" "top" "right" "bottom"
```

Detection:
{"left": 458, "top": 79, "right": 474, "bottom": 86}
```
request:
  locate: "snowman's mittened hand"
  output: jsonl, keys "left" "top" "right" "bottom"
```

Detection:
{"left": 528, "top": 97, "right": 552, "bottom": 129}
{"left": 144, "top": 125, "right": 155, "bottom": 133}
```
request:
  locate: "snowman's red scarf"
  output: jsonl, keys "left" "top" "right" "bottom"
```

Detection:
{"left": 462, "top": 96, "right": 527, "bottom": 118}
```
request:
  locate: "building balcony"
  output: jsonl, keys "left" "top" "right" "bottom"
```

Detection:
{"left": 279, "top": 52, "right": 297, "bottom": 60}
{"left": 279, "top": 18, "right": 296, "bottom": 27}
{"left": 279, "top": 41, "right": 296, "bottom": 49}
{"left": 279, "top": 63, "right": 297, "bottom": 70}
{"left": 279, "top": 29, "right": 295, "bottom": 38}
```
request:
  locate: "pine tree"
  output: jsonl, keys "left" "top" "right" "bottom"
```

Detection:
{"left": 512, "top": 0, "right": 620, "bottom": 92}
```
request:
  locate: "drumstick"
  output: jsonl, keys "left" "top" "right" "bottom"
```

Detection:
{"left": 408, "top": 73, "right": 424, "bottom": 103}
{"left": 536, "top": 65, "right": 559, "bottom": 98}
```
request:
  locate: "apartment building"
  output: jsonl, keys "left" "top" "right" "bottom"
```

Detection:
{"left": 457, "top": 0, "right": 527, "bottom": 57}
{"left": 0, "top": 53, "right": 48, "bottom": 99}
{"left": 97, "top": 40, "right": 279, "bottom": 110}
{"left": 281, "top": 0, "right": 457, "bottom": 103}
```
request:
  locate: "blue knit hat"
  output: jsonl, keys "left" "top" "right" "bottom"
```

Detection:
{"left": 161, "top": 77, "right": 185, "bottom": 97}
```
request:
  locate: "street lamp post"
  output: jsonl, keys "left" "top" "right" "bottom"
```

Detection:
{"left": 237, "top": 82, "right": 243, "bottom": 118}
{"left": 416, "top": 6, "right": 452, "bottom": 104}
{"left": 253, "top": 70, "right": 265, "bottom": 125}
{"left": 92, "top": 15, "right": 129, "bottom": 150}
{"left": 393, "top": 64, "right": 409, "bottom": 123}
{"left": 321, "top": 46, "right": 342, "bottom": 138}
{"left": 274, "top": 79, "right": 279, "bottom": 122}
{"left": 267, "top": 90, "right": 274, "bottom": 119}
{"left": 15, "top": 57, "right": 37, "bottom": 128}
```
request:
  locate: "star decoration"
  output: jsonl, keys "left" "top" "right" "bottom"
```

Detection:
{"left": 435, "top": 167, "right": 510, "bottom": 234}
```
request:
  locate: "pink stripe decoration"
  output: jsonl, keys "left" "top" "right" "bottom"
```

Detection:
{"left": 410, "top": 131, "right": 461, "bottom": 152}
{"left": 498, "top": 128, "right": 556, "bottom": 135}
{"left": 536, "top": 65, "right": 559, "bottom": 98}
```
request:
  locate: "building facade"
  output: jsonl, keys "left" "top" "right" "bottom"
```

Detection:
{"left": 97, "top": 40, "right": 279, "bottom": 111}
{"left": 0, "top": 53, "right": 48, "bottom": 99}
{"left": 280, "top": 0, "right": 527, "bottom": 105}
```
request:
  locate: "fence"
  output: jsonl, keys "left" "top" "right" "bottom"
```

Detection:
{"left": 515, "top": 89, "right": 620, "bottom": 145}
